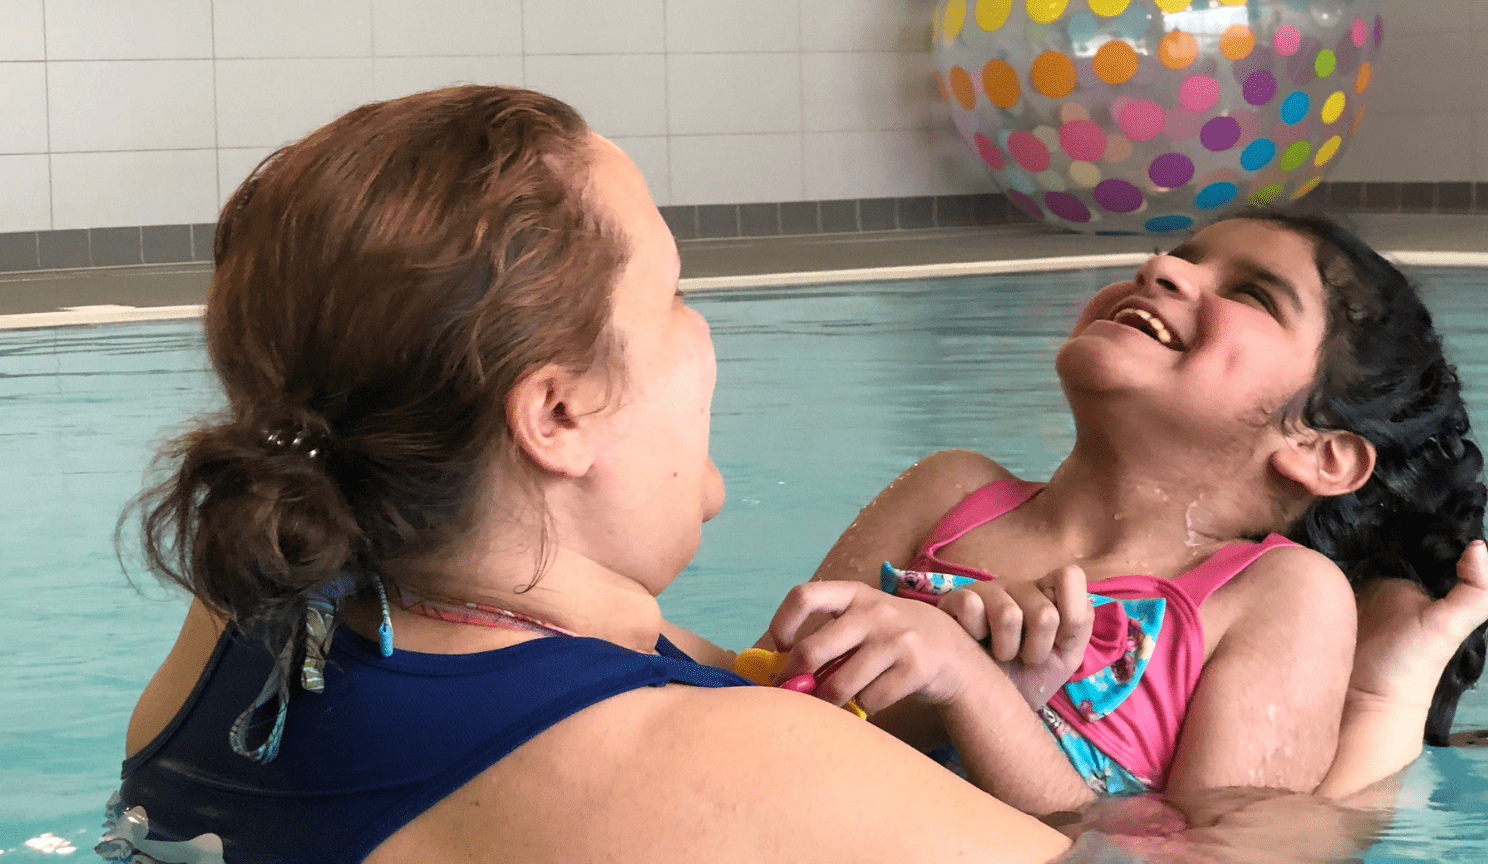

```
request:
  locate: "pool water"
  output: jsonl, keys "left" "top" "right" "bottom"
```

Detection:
{"left": 2, "top": 267, "right": 1485, "bottom": 860}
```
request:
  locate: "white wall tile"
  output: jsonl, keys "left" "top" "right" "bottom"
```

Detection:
{"left": 216, "top": 58, "right": 375, "bottom": 148}
{"left": 217, "top": 146, "right": 274, "bottom": 208}
{"left": 1390, "top": 1, "right": 1479, "bottom": 36}
{"left": 927, "top": 122, "right": 992, "bottom": 195}
{"left": 525, "top": 54, "right": 666, "bottom": 138}
{"left": 801, "top": 0, "right": 932, "bottom": 53}
{"left": 0, "top": 154, "right": 50, "bottom": 231}
{"left": 51, "top": 150, "right": 218, "bottom": 228}
{"left": 373, "top": 56, "right": 524, "bottom": 102}
{"left": 1365, "top": 32, "right": 1477, "bottom": 116}
{"left": 669, "top": 133, "right": 802, "bottom": 204}
{"left": 524, "top": 0, "right": 664, "bottom": 55}
{"left": 213, "top": 0, "right": 372, "bottom": 58}
{"left": 49, "top": 61, "right": 215, "bottom": 151}
{"left": 0, "top": 64, "right": 48, "bottom": 153}
{"left": 803, "top": 129, "right": 946, "bottom": 198}
{"left": 46, "top": 0, "right": 212, "bottom": 60}
{"left": 609, "top": 135, "right": 669, "bottom": 205}
{"left": 1475, "top": 112, "right": 1488, "bottom": 182}
{"left": 372, "top": 0, "right": 521, "bottom": 57}
{"left": 802, "top": 52, "right": 933, "bottom": 132}
{"left": 0, "top": 1, "right": 46, "bottom": 61}
{"left": 668, "top": 54, "right": 801, "bottom": 135}
{"left": 1331, "top": 112, "right": 1474, "bottom": 182}
{"left": 665, "top": 0, "right": 799, "bottom": 53}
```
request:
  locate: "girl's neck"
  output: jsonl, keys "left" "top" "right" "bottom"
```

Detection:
{"left": 1029, "top": 437, "right": 1279, "bottom": 568}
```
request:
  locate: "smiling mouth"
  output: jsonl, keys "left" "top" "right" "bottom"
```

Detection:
{"left": 1111, "top": 307, "right": 1182, "bottom": 350}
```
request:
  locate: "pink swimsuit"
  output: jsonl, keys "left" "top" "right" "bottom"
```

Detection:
{"left": 907, "top": 479, "right": 1295, "bottom": 790}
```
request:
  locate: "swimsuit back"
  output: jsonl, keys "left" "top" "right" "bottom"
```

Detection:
{"left": 119, "top": 626, "right": 751, "bottom": 864}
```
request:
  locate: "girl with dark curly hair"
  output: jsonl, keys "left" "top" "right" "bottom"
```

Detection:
{"left": 767, "top": 210, "right": 1486, "bottom": 815}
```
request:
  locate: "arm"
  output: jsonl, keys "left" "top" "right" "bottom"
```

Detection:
{"left": 1165, "top": 546, "right": 1357, "bottom": 796}
{"left": 769, "top": 580, "right": 1096, "bottom": 816}
{"left": 1316, "top": 539, "right": 1488, "bottom": 800}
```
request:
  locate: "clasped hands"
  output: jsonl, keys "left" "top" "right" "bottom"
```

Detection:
{"left": 767, "top": 565, "right": 1095, "bottom": 715}
{"left": 768, "top": 541, "right": 1488, "bottom": 721}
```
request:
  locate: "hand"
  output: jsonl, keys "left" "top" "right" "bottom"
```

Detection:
{"left": 1350, "top": 539, "right": 1488, "bottom": 711}
{"left": 767, "top": 581, "right": 989, "bottom": 714}
{"left": 938, "top": 565, "right": 1095, "bottom": 707}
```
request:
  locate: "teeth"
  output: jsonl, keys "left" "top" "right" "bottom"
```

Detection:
{"left": 1118, "top": 308, "right": 1172, "bottom": 346}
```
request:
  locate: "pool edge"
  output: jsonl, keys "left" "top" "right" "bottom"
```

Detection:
{"left": 3, "top": 250, "right": 1484, "bottom": 331}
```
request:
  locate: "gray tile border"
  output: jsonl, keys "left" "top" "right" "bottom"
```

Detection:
{"left": 819, "top": 199, "right": 859, "bottom": 233}
{"left": 896, "top": 196, "right": 935, "bottom": 230}
{"left": 143, "top": 225, "right": 194, "bottom": 264}
{"left": 38, "top": 229, "right": 91, "bottom": 270}
{"left": 90, "top": 226, "right": 144, "bottom": 267}
{"left": 0, "top": 232, "right": 39, "bottom": 273}
{"left": 1437, "top": 183, "right": 1473, "bottom": 214}
{"left": 1399, "top": 183, "right": 1435, "bottom": 214}
{"left": 780, "top": 201, "right": 820, "bottom": 235}
{"left": 858, "top": 198, "right": 896, "bottom": 231}
{"left": 191, "top": 223, "right": 216, "bottom": 262}
{"left": 935, "top": 195, "right": 975, "bottom": 227}
{"left": 972, "top": 193, "right": 1010, "bottom": 225}
{"left": 8, "top": 188, "right": 1488, "bottom": 276}
{"left": 696, "top": 204, "right": 740, "bottom": 239}
{"left": 659, "top": 205, "right": 698, "bottom": 241}
{"left": 1362, "top": 182, "right": 1400, "bottom": 212}
{"left": 1324, "top": 181, "right": 1363, "bottom": 211}
{"left": 739, "top": 202, "right": 780, "bottom": 237}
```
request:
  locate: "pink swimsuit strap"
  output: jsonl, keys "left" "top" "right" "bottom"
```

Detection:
{"left": 914, "top": 478, "right": 1296, "bottom": 599}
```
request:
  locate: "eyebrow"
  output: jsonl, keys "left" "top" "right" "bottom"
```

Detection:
{"left": 1167, "top": 241, "right": 1304, "bottom": 315}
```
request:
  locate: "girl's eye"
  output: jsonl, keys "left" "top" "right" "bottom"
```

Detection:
{"left": 1235, "top": 283, "right": 1276, "bottom": 315}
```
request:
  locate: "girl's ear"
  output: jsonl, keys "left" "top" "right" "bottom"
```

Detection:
{"left": 1271, "top": 428, "right": 1377, "bottom": 498}
{"left": 506, "top": 364, "right": 606, "bottom": 478}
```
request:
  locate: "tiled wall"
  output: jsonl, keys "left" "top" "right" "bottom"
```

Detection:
{"left": 1328, "top": 0, "right": 1488, "bottom": 186}
{"left": 0, "top": 0, "right": 1482, "bottom": 241}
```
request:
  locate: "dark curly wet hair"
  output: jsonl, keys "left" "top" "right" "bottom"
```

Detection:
{"left": 1243, "top": 209, "right": 1487, "bottom": 746}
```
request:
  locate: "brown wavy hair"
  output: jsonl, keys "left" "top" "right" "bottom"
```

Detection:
{"left": 129, "top": 86, "right": 628, "bottom": 652}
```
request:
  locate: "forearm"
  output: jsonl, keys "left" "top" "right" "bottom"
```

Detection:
{"left": 1313, "top": 690, "right": 1425, "bottom": 802}
{"left": 938, "top": 660, "right": 1096, "bottom": 816}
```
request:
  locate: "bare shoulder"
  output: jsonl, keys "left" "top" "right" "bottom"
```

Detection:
{"left": 382, "top": 682, "right": 1068, "bottom": 864}
{"left": 866, "top": 449, "right": 1014, "bottom": 532}
{"left": 1244, "top": 544, "right": 1355, "bottom": 610}
{"left": 1217, "top": 543, "right": 1357, "bottom": 652}
{"left": 902, "top": 448, "right": 1014, "bottom": 493}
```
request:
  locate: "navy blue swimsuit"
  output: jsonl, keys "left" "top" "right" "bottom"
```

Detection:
{"left": 118, "top": 625, "right": 752, "bottom": 864}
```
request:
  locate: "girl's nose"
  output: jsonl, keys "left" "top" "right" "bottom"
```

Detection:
{"left": 1137, "top": 254, "right": 1202, "bottom": 300}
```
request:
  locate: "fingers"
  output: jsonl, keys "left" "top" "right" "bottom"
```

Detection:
{"left": 1047, "top": 565, "right": 1095, "bottom": 667}
{"left": 1434, "top": 540, "right": 1488, "bottom": 639}
{"left": 1009, "top": 580, "right": 1061, "bottom": 666}
{"left": 767, "top": 581, "right": 868, "bottom": 652}
{"left": 1457, "top": 539, "right": 1488, "bottom": 591}
{"left": 941, "top": 588, "right": 990, "bottom": 642}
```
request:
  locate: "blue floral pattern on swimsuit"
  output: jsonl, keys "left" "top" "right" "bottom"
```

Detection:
{"left": 1062, "top": 595, "right": 1166, "bottom": 722}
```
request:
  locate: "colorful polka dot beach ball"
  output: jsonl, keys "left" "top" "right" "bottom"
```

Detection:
{"left": 933, "top": 0, "right": 1383, "bottom": 234}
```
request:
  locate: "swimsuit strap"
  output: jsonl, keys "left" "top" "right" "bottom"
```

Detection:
{"left": 920, "top": 478, "right": 1044, "bottom": 567}
{"left": 1171, "top": 533, "right": 1298, "bottom": 606}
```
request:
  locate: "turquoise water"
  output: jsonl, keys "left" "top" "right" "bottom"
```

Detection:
{"left": 1, "top": 267, "right": 1485, "bottom": 860}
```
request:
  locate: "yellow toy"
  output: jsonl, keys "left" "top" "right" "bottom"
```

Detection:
{"left": 733, "top": 648, "right": 867, "bottom": 719}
